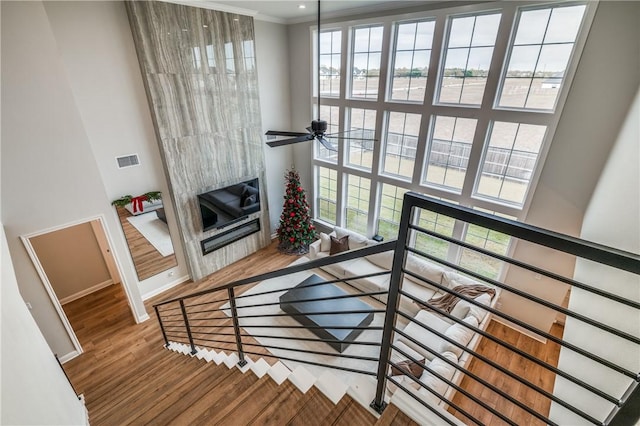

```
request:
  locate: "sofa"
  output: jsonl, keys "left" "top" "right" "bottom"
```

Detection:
{"left": 309, "top": 226, "right": 499, "bottom": 413}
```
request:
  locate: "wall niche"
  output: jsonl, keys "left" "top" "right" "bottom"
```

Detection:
{"left": 126, "top": 1, "right": 270, "bottom": 281}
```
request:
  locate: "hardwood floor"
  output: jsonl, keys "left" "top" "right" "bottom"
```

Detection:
{"left": 62, "top": 240, "right": 562, "bottom": 425}
{"left": 449, "top": 320, "right": 564, "bottom": 425}
{"left": 116, "top": 206, "right": 177, "bottom": 281}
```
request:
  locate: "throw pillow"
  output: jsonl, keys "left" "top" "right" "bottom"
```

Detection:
{"left": 390, "top": 358, "right": 426, "bottom": 377}
{"left": 329, "top": 235, "right": 349, "bottom": 255}
{"left": 243, "top": 194, "right": 256, "bottom": 207}
{"left": 319, "top": 232, "right": 332, "bottom": 252}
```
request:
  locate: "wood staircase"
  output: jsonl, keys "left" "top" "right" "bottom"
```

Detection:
{"left": 84, "top": 345, "right": 416, "bottom": 425}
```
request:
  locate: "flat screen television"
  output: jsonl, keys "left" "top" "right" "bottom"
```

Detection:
{"left": 198, "top": 178, "right": 260, "bottom": 232}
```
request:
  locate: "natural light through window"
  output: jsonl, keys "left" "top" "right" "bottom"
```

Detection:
{"left": 497, "top": 4, "right": 586, "bottom": 110}
{"left": 390, "top": 19, "right": 435, "bottom": 102}
{"left": 438, "top": 13, "right": 501, "bottom": 105}
{"left": 424, "top": 116, "right": 477, "bottom": 192}
{"left": 351, "top": 26, "right": 384, "bottom": 99}
{"left": 382, "top": 112, "right": 421, "bottom": 180}
{"left": 345, "top": 175, "right": 371, "bottom": 235}
{"left": 346, "top": 108, "right": 377, "bottom": 171}
{"left": 311, "top": 1, "right": 591, "bottom": 273}
{"left": 319, "top": 30, "right": 341, "bottom": 97}
{"left": 475, "top": 121, "right": 547, "bottom": 206}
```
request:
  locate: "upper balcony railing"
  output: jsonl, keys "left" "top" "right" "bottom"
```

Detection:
{"left": 154, "top": 192, "right": 639, "bottom": 426}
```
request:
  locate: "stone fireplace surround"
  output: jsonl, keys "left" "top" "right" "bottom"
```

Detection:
{"left": 126, "top": 1, "right": 271, "bottom": 281}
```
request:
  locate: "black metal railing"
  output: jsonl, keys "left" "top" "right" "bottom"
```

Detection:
{"left": 154, "top": 192, "right": 639, "bottom": 426}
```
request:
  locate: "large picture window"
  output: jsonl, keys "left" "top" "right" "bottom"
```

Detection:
{"left": 311, "top": 1, "right": 592, "bottom": 279}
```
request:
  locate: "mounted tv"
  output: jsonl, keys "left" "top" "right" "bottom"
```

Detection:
{"left": 198, "top": 178, "right": 260, "bottom": 232}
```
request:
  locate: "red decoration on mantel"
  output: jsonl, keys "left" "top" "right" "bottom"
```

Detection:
{"left": 131, "top": 195, "right": 149, "bottom": 213}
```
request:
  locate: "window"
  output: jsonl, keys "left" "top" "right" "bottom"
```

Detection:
{"left": 319, "top": 30, "right": 342, "bottom": 97}
{"left": 424, "top": 116, "right": 477, "bottom": 192}
{"left": 497, "top": 4, "right": 586, "bottom": 110}
{"left": 377, "top": 184, "right": 408, "bottom": 239}
{"left": 390, "top": 20, "right": 435, "bottom": 102}
{"left": 345, "top": 175, "right": 371, "bottom": 235}
{"left": 317, "top": 167, "right": 337, "bottom": 224}
{"left": 382, "top": 112, "right": 422, "bottom": 180}
{"left": 413, "top": 207, "right": 456, "bottom": 260}
{"left": 346, "top": 108, "right": 377, "bottom": 170}
{"left": 438, "top": 13, "right": 501, "bottom": 105}
{"left": 312, "top": 1, "right": 592, "bottom": 272}
{"left": 316, "top": 105, "right": 340, "bottom": 163}
{"left": 475, "top": 121, "right": 547, "bottom": 206}
{"left": 351, "top": 26, "right": 384, "bottom": 99}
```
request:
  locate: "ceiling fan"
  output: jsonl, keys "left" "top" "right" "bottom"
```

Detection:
{"left": 265, "top": 0, "right": 376, "bottom": 152}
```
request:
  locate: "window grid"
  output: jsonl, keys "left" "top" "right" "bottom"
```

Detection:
{"left": 317, "top": 167, "right": 338, "bottom": 224}
{"left": 437, "top": 13, "right": 501, "bottom": 105}
{"left": 350, "top": 26, "right": 384, "bottom": 100}
{"left": 413, "top": 208, "right": 456, "bottom": 260}
{"left": 377, "top": 184, "right": 408, "bottom": 239}
{"left": 382, "top": 112, "right": 422, "bottom": 180}
{"left": 316, "top": 105, "right": 340, "bottom": 163}
{"left": 497, "top": 4, "right": 586, "bottom": 110}
{"left": 424, "top": 115, "right": 477, "bottom": 193}
{"left": 311, "top": 1, "right": 592, "bottom": 272}
{"left": 345, "top": 175, "right": 371, "bottom": 235}
{"left": 319, "top": 30, "right": 342, "bottom": 97}
{"left": 390, "top": 20, "right": 435, "bottom": 102}
{"left": 346, "top": 108, "right": 377, "bottom": 171}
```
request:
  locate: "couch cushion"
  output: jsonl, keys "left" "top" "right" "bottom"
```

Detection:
{"left": 320, "top": 259, "right": 357, "bottom": 278}
{"left": 452, "top": 293, "right": 492, "bottom": 323}
{"left": 334, "top": 226, "right": 370, "bottom": 250}
{"left": 365, "top": 250, "right": 394, "bottom": 270}
{"left": 341, "top": 258, "right": 390, "bottom": 293}
{"left": 401, "top": 279, "right": 438, "bottom": 312}
{"left": 404, "top": 254, "right": 445, "bottom": 291}
{"left": 441, "top": 316, "right": 478, "bottom": 358}
{"left": 443, "top": 270, "right": 486, "bottom": 288}
{"left": 416, "top": 351, "right": 458, "bottom": 403}
{"left": 396, "top": 310, "right": 451, "bottom": 361}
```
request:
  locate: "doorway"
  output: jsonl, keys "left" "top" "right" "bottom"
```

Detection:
{"left": 21, "top": 215, "right": 136, "bottom": 358}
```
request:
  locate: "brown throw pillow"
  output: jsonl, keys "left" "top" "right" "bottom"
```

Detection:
{"left": 329, "top": 235, "right": 349, "bottom": 255}
{"left": 390, "top": 358, "right": 426, "bottom": 377}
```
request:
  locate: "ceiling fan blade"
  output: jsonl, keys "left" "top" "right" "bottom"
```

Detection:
{"left": 265, "top": 130, "right": 310, "bottom": 137}
{"left": 266, "top": 133, "right": 314, "bottom": 148}
{"left": 324, "top": 135, "right": 379, "bottom": 141}
{"left": 317, "top": 136, "right": 337, "bottom": 152}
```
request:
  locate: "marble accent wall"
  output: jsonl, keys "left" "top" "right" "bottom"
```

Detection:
{"left": 126, "top": 1, "right": 270, "bottom": 281}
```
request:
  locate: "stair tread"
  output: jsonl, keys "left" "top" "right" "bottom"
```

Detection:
{"left": 287, "top": 387, "right": 353, "bottom": 426}
{"left": 246, "top": 381, "right": 306, "bottom": 424}
{"left": 375, "top": 404, "right": 419, "bottom": 426}
{"left": 211, "top": 375, "right": 281, "bottom": 425}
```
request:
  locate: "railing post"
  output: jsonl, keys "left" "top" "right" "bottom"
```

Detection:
{"left": 154, "top": 305, "right": 169, "bottom": 348}
{"left": 370, "top": 193, "right": 414, "bottom": 414}
{"left": 228, "top": 287, "right": 247, "bottom": 367}
{"left": 179, "top": 300, "right": 197, "bottom": 355}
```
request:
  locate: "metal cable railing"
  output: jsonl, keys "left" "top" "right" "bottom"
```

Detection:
{"left": 154, "top": 192, "right": 639, "bottom": 425}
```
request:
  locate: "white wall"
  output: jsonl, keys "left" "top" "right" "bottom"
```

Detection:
{"left": 254, "top": 19, "right": 295, "bottom": 233}
{"left": 1, "top": 225, "right": 88, "bottom": 426}
{"left": 549, "top": 87, "right": 640, "bottom": 424}
{"left": 0, "top": 1, "right": 147, "bottom": 358}
{"left": 42, "top": 1, "right": 189, "bottom": 295}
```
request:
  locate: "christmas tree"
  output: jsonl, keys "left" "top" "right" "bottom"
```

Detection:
{"left": 277, "top": 169, "right": 316, "bottom": 254}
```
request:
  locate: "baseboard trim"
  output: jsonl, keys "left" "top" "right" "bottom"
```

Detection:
{"left": 141, "top": 274, "right": 190, "bottom": 301}
{"left": 493, "top": 316, "right": 548, "bottom": 344}
{"left": 60, "top": 280, "right": 114, "bottom": 305}
{"left": 58, "top": 350, "right": 81, "bottom": 364}
{"left": 136, "top": 313, "right": 151, "bottom": 323}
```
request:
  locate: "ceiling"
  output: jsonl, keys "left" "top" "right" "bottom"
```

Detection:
{"left": 170, "top": 1, "right": 425, "bottom": 24}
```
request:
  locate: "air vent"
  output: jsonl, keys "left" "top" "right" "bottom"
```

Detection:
{"left": 116, "top": 154, "right": 140, "bottom": 169}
